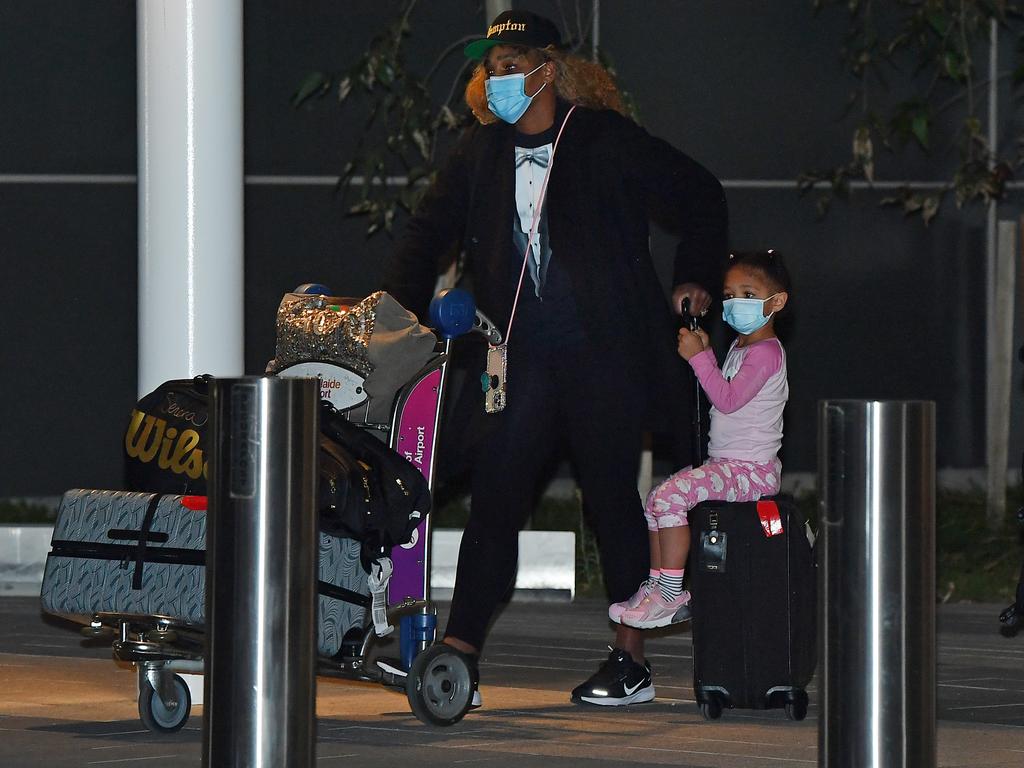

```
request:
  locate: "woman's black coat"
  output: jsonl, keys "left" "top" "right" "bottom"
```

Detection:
{"left": 382, "top": 106, "right": 728, "bottom": 449}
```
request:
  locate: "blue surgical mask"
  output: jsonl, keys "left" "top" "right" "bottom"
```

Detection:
{"left": 722, "top": 294, "right": 778, "bottom": 335}
{"left": 485, "top": 62, "right": 547, "bottom": 124}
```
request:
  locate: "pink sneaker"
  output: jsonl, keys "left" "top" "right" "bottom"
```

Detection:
{"left": 608, "top": 578, "right": 658, "bottom": 623}
{"left": 620, "top": 590, "right": 692, "bottom": 629}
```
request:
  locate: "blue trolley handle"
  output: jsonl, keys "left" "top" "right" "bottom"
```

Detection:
{"left": 429, "top": 289, "right": 504, "bottom": 345}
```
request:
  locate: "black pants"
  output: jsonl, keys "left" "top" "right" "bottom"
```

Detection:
{"left": 444, "top": 342, "right": 650, "bottom": 650}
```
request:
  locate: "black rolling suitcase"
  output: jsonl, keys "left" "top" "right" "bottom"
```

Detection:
{"left": 688, "top": 495, "right": 817, "bottom": 720}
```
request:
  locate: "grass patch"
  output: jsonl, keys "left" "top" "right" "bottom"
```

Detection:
{"left": 0, "top": 499, "right": 57, "bottom": 524}
{"left": 794, "top": 485, "right": 1021, "bottom": 604}
{"left": 936, "top": 486, "right": 1023, "bottom": 604}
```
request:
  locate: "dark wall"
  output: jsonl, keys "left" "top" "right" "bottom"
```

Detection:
{"left": 1, "top": 1, "right": 1017, "bottom": 495}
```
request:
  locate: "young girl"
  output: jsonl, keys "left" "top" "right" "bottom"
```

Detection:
{"left": 612, "top": 251, "right": 791, "bottom": 629}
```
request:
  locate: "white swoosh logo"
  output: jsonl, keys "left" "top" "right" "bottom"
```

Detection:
{"left": 624, "top": 680, "right": 645, "bottom": 696}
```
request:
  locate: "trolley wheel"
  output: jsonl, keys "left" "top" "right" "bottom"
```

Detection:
{"left": 699, "top": 697, "right": 722, "bottom": 721}
{"left": 405, "top": 644, "right": 474, "bottom": 726}
{"left": 138, "top": 673, "right": 191, "bottom": 733}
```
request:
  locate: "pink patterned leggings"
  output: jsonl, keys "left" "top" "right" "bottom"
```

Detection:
{"left": 644, "top": 457, "right": 783, "bottom": 530}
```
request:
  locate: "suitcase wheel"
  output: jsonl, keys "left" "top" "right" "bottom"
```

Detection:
{"left": 405, "top": 644, "right": 475, "bottom": 727}
{"left": 699, "top": 696, "right": 723, "bottom": 721}
{"left": 784, "top": 690, "right": 809, "bottom": 721}
{"left": 138, "top": 672, "right": 191, "bottom": 733}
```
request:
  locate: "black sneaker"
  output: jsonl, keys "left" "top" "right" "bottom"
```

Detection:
{"left": 570, "top": 647, "right": 655, "bottom": 706}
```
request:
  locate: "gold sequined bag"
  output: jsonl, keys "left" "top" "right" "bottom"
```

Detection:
{"left": 267, "top": 291, "right": 382, "bottom": 377}
{"left": 266, "top": 290, "right": 437, "bottom": 422}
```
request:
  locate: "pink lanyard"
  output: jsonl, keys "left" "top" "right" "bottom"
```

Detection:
{"left": 501, "top": 105, "right": 577, "bottom": 346}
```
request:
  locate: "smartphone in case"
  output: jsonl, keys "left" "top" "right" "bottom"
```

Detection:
{"left": 484, "top": 344, "right": 507, "bottom": 413}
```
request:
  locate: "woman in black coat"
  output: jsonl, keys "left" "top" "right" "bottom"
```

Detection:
{"left": 382, "top": 9, "right": 727, "bottom": 708}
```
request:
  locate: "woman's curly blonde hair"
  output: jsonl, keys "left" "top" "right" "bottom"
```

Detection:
{"left": 465, "top": 45, "right": 626, "bottom": 125}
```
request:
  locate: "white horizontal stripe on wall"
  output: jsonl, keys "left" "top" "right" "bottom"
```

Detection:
{"left": 3, "top": 173, "right": 1015, "bottom": 191}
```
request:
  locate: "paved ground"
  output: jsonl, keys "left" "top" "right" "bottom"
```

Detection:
{"left": 0, "top": 597, "right": 1022, "bottom": 767}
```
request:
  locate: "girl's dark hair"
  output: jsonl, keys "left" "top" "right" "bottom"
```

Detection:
{"left": 727, "top": 250, "right": 791, "bottom": 294}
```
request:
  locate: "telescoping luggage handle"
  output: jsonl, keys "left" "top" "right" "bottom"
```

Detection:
{"left": 681, "top": 297, "right": 703, "bottom": 465}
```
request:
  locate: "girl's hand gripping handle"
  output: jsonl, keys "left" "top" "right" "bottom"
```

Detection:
{"left": 678, "top": 298, "right": 709, "bottom": 360}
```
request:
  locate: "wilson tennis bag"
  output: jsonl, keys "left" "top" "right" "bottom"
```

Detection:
{"left": 124, "top": 376, "right": 211, "bottom": 495}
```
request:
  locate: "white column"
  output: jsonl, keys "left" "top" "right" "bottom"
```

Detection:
{"left": 485, "top": 0, "right": 512, "bottom": 22}
{"left": 137, "top": 0, "right": 244, "bottom": 397}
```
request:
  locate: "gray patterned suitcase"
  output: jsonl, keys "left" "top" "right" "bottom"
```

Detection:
{"left": 40, "top": 489, "right": 368, "bottom": 656}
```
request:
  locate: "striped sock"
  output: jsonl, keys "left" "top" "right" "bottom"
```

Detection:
{"left": 659, "top": 568, "right": 685, "bottom": 601}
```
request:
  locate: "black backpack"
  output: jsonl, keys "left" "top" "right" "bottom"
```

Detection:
{"left": 317, "top": 402, "right": 431, "bottom": 566}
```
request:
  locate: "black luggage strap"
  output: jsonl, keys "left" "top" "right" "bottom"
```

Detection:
{"left": 105, "top": 493, "right": 165, "bottom": 590}
{"left": 50, "top": 540, "right": 202, "bottom": 566}
{"left": 318, "top": 579, "right": 372, "bottom": 608}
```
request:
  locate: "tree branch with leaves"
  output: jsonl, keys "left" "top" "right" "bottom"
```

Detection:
{"left": 800, "top": 0, "right": 1022, "bottom": 224}
{"left": 291, "top": 0, "right": 473, "bottom": 236}
{"left": 291, "top": 0, "right": 624, "bottom": 237}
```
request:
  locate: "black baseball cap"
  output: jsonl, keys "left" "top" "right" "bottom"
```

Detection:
{"left": 464, "top": 10, "right": 562, "bottom": 60}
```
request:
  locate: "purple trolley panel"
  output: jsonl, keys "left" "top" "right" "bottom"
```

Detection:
{"left": 388, "top": 366, "right": 442, "bottom": 601}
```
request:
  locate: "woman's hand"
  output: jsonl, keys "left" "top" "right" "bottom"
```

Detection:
{"left": 677, "top": 327, "right": 708, "bottom": 360}
{"left": 672, "top": 282, "right": 712, "bottom": 317}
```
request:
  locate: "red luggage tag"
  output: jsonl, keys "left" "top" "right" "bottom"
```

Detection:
{"left": 181, "top": 495, "right": 208, "bottom": 511}
{"left": 756, "top": 500, "right": 784, "bottom": 538}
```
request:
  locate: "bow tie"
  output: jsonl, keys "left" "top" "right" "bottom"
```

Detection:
{"left": 515, "top": 146, "right": 550, "bottom": 169}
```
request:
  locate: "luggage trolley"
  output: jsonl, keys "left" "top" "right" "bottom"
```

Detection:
{"left": 40, "top": 287, "right": 501, "bottom": 729}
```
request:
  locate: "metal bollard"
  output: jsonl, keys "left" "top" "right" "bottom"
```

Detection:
{"left": 818, "top": 400, "right": 936, "bottom": 768}
{"left": 203, "top": 377, "right": 319, "bottom": 768}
